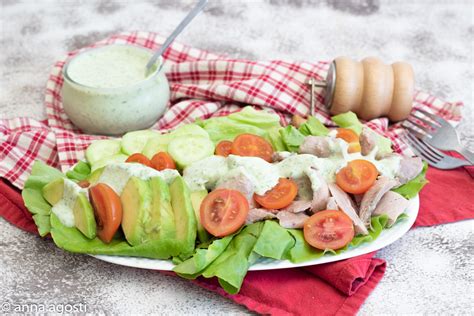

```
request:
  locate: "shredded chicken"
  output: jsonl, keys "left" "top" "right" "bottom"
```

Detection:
{"left": 245, "top": 208, "right": 277, "bottom": 224}
{"left": 216, "top": 169, "right": 257, "bottom": 208}
{"left": 359, "top": 127, "right": 377, "bottom": 156}
{"left": 372, "top": 191, "right": 408, "bottom": 226}
{"left": 276, "top": 211, "right": 309, "bottom": 229}
{"left": 396, "top": 156, "right": 424, "bottom": 185}
{"left": 305, "top": 167, "right": 330, "bottom": 213}
{"left": 298, "top": 136, "right": 331, "bottom": 158}
{"left": 281, "top": 200, "right": 312, "bottom": 213}
{"left": 359, "top": 176, "right": 400, "bottom": 226}
{"left": 327, "top": 183, "right": 368, "bottom": 235}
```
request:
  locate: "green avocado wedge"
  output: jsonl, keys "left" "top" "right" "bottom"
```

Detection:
{"left": 169, "top": 176, "right": 197, "bottom": 257}
{"left": 149, "top": 177, "right": 176, "bottom": 242}
{"left": 190, "top": 190, "right": 210, "bottom": 243}
{"left": 42, "top": 178, "right": 64, "bottom": 206}
{"left": 73, "top": 193, "right": 96, "bottom": 239}
{"left": 120, "top": 176, "right": 154, "bottom": 246}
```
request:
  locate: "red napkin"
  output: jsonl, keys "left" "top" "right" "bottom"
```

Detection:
{"left": 1, "top": 167, "right": 473, "bottom": 315}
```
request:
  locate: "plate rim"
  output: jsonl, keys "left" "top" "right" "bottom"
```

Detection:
{"left": 91, "top": 195, "right": 419, "bottom": 271}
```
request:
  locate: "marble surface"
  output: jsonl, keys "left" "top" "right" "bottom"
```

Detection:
{"left": 1, "top": 0, "right": 473, "bottom": 315}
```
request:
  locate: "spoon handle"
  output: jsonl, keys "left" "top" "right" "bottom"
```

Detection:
{"left": 146, "top": 0, "right": 208, "bottom": 71}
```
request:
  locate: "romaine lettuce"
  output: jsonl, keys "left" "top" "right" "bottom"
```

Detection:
{"left": 21, "top": 161, "right": 64, "bottom": 236}
{"left": 66, "top": 161, "right": 91, "bottom": 181}
{"left": 279, "top": 125, "right": 305, "bottom": 152}
{"left": 252, "top": 220, "right": 295, "bottom": 260}
{"left": 298, "top": 116, "right": 329, "bottom": 136}
{"left": 196, "top": 106, "right": 282, "bottom": 147}
{"left": 201, "top": 222, "right": 264, "bottom": 294}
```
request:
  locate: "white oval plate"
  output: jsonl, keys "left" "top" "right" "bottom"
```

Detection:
{"left": 92, "top": 195, "right": 419, "bottom": 271}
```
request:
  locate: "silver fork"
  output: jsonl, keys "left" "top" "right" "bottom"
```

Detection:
{"left": 404, "top": 132, "right": 472, "bottom": 169}
{"left": 403, "top": 108, "right": 474, "bottom": 163}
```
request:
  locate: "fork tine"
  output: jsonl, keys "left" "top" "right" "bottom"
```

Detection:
{"left": 402, "top": 122, "right": 429, "bottom": 139}
{"left": 404, "top": 134, "right": 436, "bottom": 164}
{"left": 406, "top": 118, "right": 431, "bottom": 134}
{"left": 410, "top": 112, "right": 440, "bottom": 130}
{"left": 415, "top": 108, "right": 450, "bottom": 127}
{"left": 406, "top": 133, "right": 442, "bottom": 162}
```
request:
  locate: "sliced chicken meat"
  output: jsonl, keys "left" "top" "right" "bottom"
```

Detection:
{"left": 359, "top": 176, "right": 400, "bottom": 226}
{"left": 359, "top": 126, "right": 377, "bottom": 156}
{"left": 216, "top": 169, "right": 257, "bottom": 208}
{"left": 281, "top": 200, "right": 312, "bottom": 213}
{"left": 276, "top": 211, "right": 309, "bottom": 229}
{"left": 245, "top": 208, "right": 277, "bottom": 224}
{"left": 396, "top": 156, "right": 424, "bottom": 185}
{"left": 298, "top": 136, "right": 331, "bottom": 158}
{"left": 305, "top": 167, "right": 330, "bottom": 213}
{"left": 327, "top": 183, "right": 368, "bottom": 235}
{"left": 372, "top": 191, "right": 409, "bottom": 226}
{"left": 326, "top": 196, "right": 338, "bottom": 210}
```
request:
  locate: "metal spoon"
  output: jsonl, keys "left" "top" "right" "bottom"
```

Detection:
{"left": 145, "top": 0, "right": 208, "bottom": 74}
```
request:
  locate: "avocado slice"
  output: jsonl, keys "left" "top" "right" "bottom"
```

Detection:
{"left": 190, "top": 190, "right": 210, "bottom": 243}
{"left": 169, "top": 176, "right": 197, "bottom": 257}
{"left": 120, "top": 176, "right": 153, "bottom": 246}
{"left": 149, "top": 177, "right": 176, "bottom": 241}
{"left": 42, "top": 178, "right": 64, "bottom": 205}
{"left": 73, "top": 193, "right": 96, "bottom": 239}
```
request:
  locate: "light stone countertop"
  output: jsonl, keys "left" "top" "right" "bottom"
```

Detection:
{"left": 1, "top": 1, "right": 473, "bottom": 315}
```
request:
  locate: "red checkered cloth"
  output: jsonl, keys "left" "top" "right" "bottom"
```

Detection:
{"left": 0, "top": 31, "right": 463, "bottom": 189}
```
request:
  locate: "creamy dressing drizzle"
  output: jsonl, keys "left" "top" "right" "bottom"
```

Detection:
{"left": 97, "top": 163, "right": 179, "bottom": 194}
{"left": 51, "top": 179, "right": 87, "bottom": 227}
{"left": 183, "top": 136, "right": 402, "bottom": 195}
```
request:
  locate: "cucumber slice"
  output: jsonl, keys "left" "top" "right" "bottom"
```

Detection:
{"left": 142, "top": 134, "right": 172, "bottom": 159}
{"left": 85, "top": 139, "right": 121, "bottom": 165}
{"left": 168, "top": 135, "right": 214, "bottom": 168}
{"left": 121, "top": 130, "right": 160, "bottom": 155}
{"left": 91, "top": 154, "right": 128, "bottom": 172}
{"left": 171, "top": 124, "right": 209, "bottom": 139}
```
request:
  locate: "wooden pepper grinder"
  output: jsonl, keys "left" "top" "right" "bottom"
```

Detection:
{"left": 307, "top": 56, "right": 415, "bottom": 122}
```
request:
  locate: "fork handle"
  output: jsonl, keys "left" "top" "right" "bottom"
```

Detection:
{"left": 457, "top": 147, "right": 474, "bottom": 164}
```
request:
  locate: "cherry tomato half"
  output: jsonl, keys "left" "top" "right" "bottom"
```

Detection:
{"left": 336, "top": 159, "right": 378, "bottom": 194}
{"left": 89, "top": 183, "right": 123, "bottom": 243}
{"left": 254, "top": 178, "right": 298, "bottom": 209}
{"left": 336, "top": 128, "right": 361, "bottom": 153}
{"left": 151, "top": 152, "right": 176, "bottom": 171}
{"left": 304, "top": 210, "right": 355, "bottom": 250}
{"left": 200, "top": 189, "right": 249, "bottom": 237}
{"left": 126, "top": 153, "right": 152, "bottom": 168}
{"left": 231, "top": 134, "right": 274, "bottom": 162}
{"left": 215, "top": 140, "right": 233, "bottom": 157}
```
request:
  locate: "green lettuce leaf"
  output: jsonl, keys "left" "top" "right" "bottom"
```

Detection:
{"left": 66, "top": 161, "right": 91, "bottom": 181}
{"left": 196, "top": 106, "right": 283, "bottom": 147}
{"left": 50, "top": 213, "right": 182, "bottom": 259}
{"left": 201, "top": 222, "right": 264, "bottom": 294}
{"left": 173, "top": 235, "right": 234, "bottom": 279}
{"left": 331, "top": 111, "right": 393, "bottom": 155}
{"left": 21, "top": 161, "right": 65, "bottom": 236}
{"left": 252, "top": 220, "right": 295, "bottom": 260}
{"left": 392, "top": 161, "right": 429, "bottom": 199}
{"left": 279, "top": 125, "right": 305, "bottom": 152}
{"left": 331, "top": 111, "right": 363, "bottom": 134}
{"left": 298, "top": 116, "right": 329, "bottom": 136}
{"left": 287, "top": 229, "right": 325, "bottom": 263}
